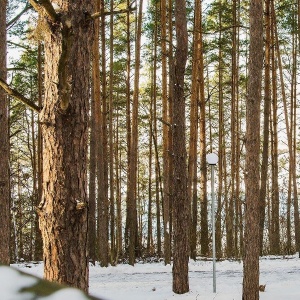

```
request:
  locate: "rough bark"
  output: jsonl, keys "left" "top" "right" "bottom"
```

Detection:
{"left": 0, "top": 0, "right": 10, "bottom": 265}
{"left": 37, "top": 0, "right": 94, "bottom": 292}
{"left": 242, "top": 0, "right": 263, "bottom": 298}
{"left": 172, "top": 0, "right": 189, "bottom": 293}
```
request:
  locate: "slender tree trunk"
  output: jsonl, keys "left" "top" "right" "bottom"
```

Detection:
{"left": 115, "top": 105, "right": 122, "bottom": 258}
{"left": 35, "top": 42, "right": 43, "bottom": 261}
{"left": 198, "top": 0, "right": 208, "bottom": 258}
{"left": 0, "top": 0, "right": 10, "bottom": 265}
{"left": 242, "top": 0, "right": 263, "bottom": 299}
{"left": 270, "top": 70, "right": 280, "bottom": 255}
{"left": 109, "top": 0, "right": 116, "bottom": 264}
{"left": 127, "top": 0, "right": 143, "bottom": 265}
{"left": 161, "top": 0, "right": 171, "bottom": 265}
{"left": 216, "top": 15, "right": 224, "bottom": 258}
{"left": 228, "top": 0, "right": 238, "bottom": 258}
{"left": 125, "top": 0, "right": 132, "bottom": 255}
{"left": 273, "top": 1, "right": 300, "bottom": 255}
{"left": 99, "top": 0, "right": 110, "bottom": 267}
{"left": 188, "top": 0, "right": 200, "bottom": 259}
{"left": 288, "top": 24, "right": 297, "bottom": 254}
{"left": 259, "top": 0, "right": 271, "bottom": 255}
{"left": 147, "top": 21, "right": 158, "bottom": 255}
{"left": 168, "top": 0, "right": 174, "bottom": 258}
{"left": 89, "top": 78, "right": 96, "bottom": 265}
{"left": 172, "top": 0, "right": 189, "bottom": 293}
{"left": 38, "top": 0, "right": 94, "bottom": 291}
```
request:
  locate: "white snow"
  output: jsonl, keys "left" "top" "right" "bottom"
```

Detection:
{"left": 11, "top": 254, "right": 300, "bottom": 300}
{"left": 0, "top": 266, "right": 89, "bottom": 300}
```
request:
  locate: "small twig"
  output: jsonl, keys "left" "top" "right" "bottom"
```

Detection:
{"left": 157, "top": 117, "right": 171, "bottom": 127}
{"left": 91, "top": 6, "right": 136, "bottom": 19}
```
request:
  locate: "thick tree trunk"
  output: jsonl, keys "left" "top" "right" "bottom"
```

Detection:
{"left": 38, "top": 0, "right": 94, "bottom": 292}
{"left": 242, "top": 0, "right": 263, "bottom": 299}
{"left": 172, "top": 0, "right": 189, "bottom": 293}
{"left": 0, "top": 0, "right": 10, "bottom": 266}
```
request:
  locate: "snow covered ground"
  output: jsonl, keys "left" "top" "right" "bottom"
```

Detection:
{"left": 12, "top": 254, "right": 300, "bottom": 300}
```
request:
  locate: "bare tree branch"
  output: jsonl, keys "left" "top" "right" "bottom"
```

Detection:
{"left": 39, "top": 0, "right": 59, "bottom": 22}
{"left": 28, "top": 0, "right": 58, "bottom": 23}
{"left": 0, "top": 78, "right": 41, "bottom": 113}
{"left": 91, "top": 6, "right": 136, "bottom": 19}
{"left": 6, "top": 3, "right": 31, "bottom": 28}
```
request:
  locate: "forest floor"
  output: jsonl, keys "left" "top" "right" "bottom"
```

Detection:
{"left": 13, "top": 254, "right": 300, "bottom": 300}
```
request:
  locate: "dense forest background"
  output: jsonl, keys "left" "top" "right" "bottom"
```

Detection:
{"left": 4, "top": 0, "right": 300, "bottom": 266}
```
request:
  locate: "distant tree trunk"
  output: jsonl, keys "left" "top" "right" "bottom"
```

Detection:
{"left": 99, "top": 0, "right": 110, "bottom": 267}
{"left": 153, "top": 121, "right": 162, "bottom": 256}
{"left": 109, "top": 0, "right": 116, "bottom": 264}
{"left": 287, "top": 25, "right": 297, "bottom": 254}
{"left": 147, "top": 101, "right": 153, "bottom": 255}
{"left": 114, "top": 103, "right": 122, "bottom": 258}
{"left": 216, "top": 14, "right": 224, "bottom": 258}
{"left": 228, "top": 0, "right": 238, "bottom": 258}
{"left": 89, "top": 72, "right": 96, "bottom": 264}
{"left": 273, "top": 1, "right": 300, "bottom": 255}
{"left": 168, "top": 0, "right": 174, "bottom": 257}
{"left": 259, "top": 0, "right": 271, "bottom": 255}
{"left": 35, "top": 42, "right": 43, "bottom": 261}
{"left": 172, "top": 0, "right": 189, "bottom": 293}
{"left": 124, "top": 0, "right": 132, "bottom": 256}
{"left": 127, "top": 0, "right": 143, "bottom": 265}
{"left": 0, "top": 0, "right": 10, "bottom": 265}
{"left": 161, "top": 0, "right": 171, "bottom": 265}
{"left": 242, "top": 0, "right": 263, "bottom": 299}
{"left": 198, "top": 0, "right": 209, "bottom": 258}
{"left": 270, "top": 68, "right": 280, "bottom": 255}
{"left": 37, "top": 0, "right": 94, "bottom": 292}
{"left": 270, "top": 6, "right": 280, "bottom": 253}
{"left": 188, "top": 0, "right": 200, "bottom": 260}
{"left": 147, "top": 21, "right": 158, "bottom": 255}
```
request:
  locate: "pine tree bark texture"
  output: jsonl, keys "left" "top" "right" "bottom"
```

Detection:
{"left": 0, "top": 0, "right": 10, "bottom": 266}
{"left": 172, "top": 0, "right": 189, "bottom": 294}
{"left": 37, "top": 0, "right": 94, "bottom": 291}
{"left": 242, "top": 0, "right": 263, "bottom": 299}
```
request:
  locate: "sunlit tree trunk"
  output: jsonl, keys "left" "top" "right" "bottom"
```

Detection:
{"left": 242, "top": 0, "right": 263, "bottom": 298}
{"left": 172, "top": 0, "right": 189, "bottom": 293}
{"left": 37, "top": 0, "right": 94, "bottom": 291}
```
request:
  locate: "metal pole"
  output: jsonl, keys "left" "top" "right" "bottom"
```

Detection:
{"left": 211, "top": 164, "right": 216, "bottom": 293}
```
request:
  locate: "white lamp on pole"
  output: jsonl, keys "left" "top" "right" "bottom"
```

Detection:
{"left": 206, "top": 153, "right": 218, "bottom": 293}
